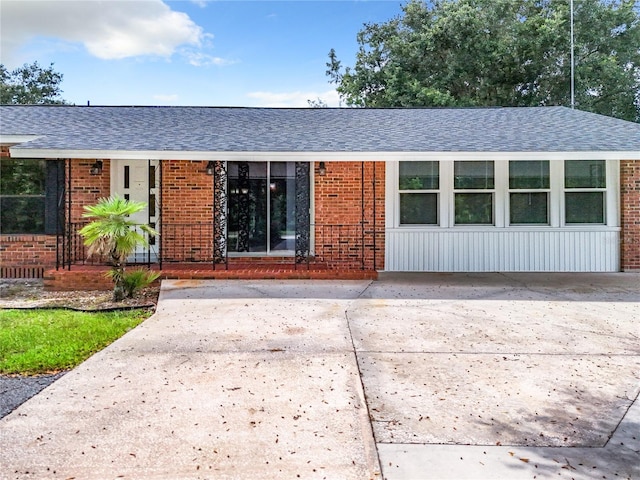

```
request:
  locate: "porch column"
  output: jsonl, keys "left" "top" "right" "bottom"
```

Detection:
{"left": 295, "top": 162, "right": 311, "bottom": 263}
{"left": 213, "top": 161, "right": 228, "bottom": 265}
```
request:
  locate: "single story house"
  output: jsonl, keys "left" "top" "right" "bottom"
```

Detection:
{"left": 1, "top": 105, "right": 639, "bottom": 285}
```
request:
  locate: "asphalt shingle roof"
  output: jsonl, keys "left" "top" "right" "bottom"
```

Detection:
{"left": 1, "top": 105, "right": 638, "bottom": 153}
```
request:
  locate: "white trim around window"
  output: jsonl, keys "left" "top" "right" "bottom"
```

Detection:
{"left": 389, "top": 159, "right": 620, "bottom": 229}
{"left": 385, "top": 159, "right": 621, "bottom": 272}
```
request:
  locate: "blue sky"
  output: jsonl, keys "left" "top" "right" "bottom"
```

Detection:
{"left": 1, "top": 1, "right": 405, "bottom": 107}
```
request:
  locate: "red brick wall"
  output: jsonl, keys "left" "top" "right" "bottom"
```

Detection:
{"left": 69, "top": 159, "right": 111, "bottom": 223}
{"left": 0, "top": 235, "right": 57, "bottom": 278}
{"left": 3, "top": 157, "right": 386, "bottom": 276}
{"left": 0, "top": 156, "right": 111, "bottom": 277}
{"left": 313, "top": 161, "right": 385, "bottom": 270}
{"left": 621, "top": 159, "right": 640, "bottom": 271}
{"left": 43, "top": 268, "right": 115, "bottom": 291}
{"left": 161, "top": 160, "right": 214, "bottom": 262}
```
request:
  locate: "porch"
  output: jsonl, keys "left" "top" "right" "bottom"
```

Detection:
{"left": 50, "top": 221, "right": 382, "bottom": 290}
{"left": 44, "top": 263, "right": 378, "bottom": 291}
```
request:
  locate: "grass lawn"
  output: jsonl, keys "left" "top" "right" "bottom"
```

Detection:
{"left": 0, "top": 308, "right": 151, "bottom": 375}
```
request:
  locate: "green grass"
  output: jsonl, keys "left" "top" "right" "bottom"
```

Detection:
{"left": 0, "top": 309, "right": 151, "bottom": 375}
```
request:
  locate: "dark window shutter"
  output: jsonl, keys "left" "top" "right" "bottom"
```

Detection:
{"left": 44, "top": 160, "right": 65, "bottom": 234}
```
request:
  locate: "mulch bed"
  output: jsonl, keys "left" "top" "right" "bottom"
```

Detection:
{"left": 0, "top": 279, "right": 160, "bottom": 311}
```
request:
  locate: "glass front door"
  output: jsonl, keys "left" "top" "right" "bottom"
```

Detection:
{"left": 228, "top": 161, "right": 298, "bottom": 254}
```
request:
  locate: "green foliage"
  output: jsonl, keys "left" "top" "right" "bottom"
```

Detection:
{"left": 399, "top": 176, "right": 426, "bottom": 190}
{"left": 307, "top": 97, "right": 329, "bottom": 108}
{"left": 327, "top": 0, "right": 640, "bottom": 122}
{"left": 114, "top": 269, "right": 161, "bottom": 298}
{"left": 0, "top": 61, "right": 67, "bottom": 105}
{"left": 79, "top": 196, "right": 158, "bottom": 301}
{"left": 0, "top": 309, "right": 149, "bottom": 375}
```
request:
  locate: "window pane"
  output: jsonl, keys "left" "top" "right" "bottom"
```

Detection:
{"left": 0, "top": 197, "right": 45, "bottom": 234}
{"left": 565, "top": 192, "right": 604, "bottom": 224}
{"left": 565, "top": 160, "right": 606, "bottom": 188}
{"left": 509, "top": 161, "right": 549, "bottom": 189}
{"left": 455, "top": 193, "right": 493, "bottom": 224}
{"left": 400, "top": 193, "right": 438, "bottom": 224}
{"left": 399, "top": 161, "right": 439, "bottom": 190}
{"left": 510, "top": 193, "right": 548, "bottom": 224}
{"left": 454, "top": 161, "right": 494, "bottom": 189}
{"left": 148, "top": 165, "right": 156, "bottom": 189}
{"left": 0, "top": 159, "right": 46, "bottom": 195}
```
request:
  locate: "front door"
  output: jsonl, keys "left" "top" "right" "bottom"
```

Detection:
{"left": 111, "top": 159, "right": 159, "bottom": 262}
{"left": 227, "top": 161, "right": 299, "bottom": 254}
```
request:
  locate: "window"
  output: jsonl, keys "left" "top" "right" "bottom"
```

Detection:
{"left": 565, "top": 160, "right": 606, "bottom": 224}
{"left": 509, "top": 160, "right": 550, "bottom": 224}
{"left": 0, "top": 159, "right": 64, "bottom": 234}
{"left": 399, "top": 161, "right": 439, "bottom": 225}
{"left": 454, "top": 161, "right": 494, "bottom": 225}
{"left": 394, "top": 159, "right": 614, "bottom": 229}
{"left": 227, "top": 161, "right": 301, "bottom": 253}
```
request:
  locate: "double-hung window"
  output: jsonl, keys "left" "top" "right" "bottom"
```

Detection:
{"left": 454, "top": 161, "right": 494, "bottom": 225}
{"left": 399, "top": 161, "right": 439, "bottom": 225}
{"left": 564, "top": 160, "right": 606, "bottom": 224}
{"left": 509, "top": 160, "right": 550, "bottom": 225}
{"left": 396, "top": 159, "right": 613, "bottom": 229}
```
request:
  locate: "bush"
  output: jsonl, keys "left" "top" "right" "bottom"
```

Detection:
{"left": 108, "top": 269, "right": 160, "bottom": 298}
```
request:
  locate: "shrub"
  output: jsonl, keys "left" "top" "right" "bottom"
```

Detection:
{"left": 112, "top": 269, "right": 161, "bottom": 298}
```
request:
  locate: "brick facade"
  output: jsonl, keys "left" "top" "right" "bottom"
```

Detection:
{"left": 160, "top": 160, "right": 214, "bottom": 262}
{"left": 2, "top": 153, "right": 637, "bottom": 280}
{"left": 621, "top": 159, "right": 640, "bottom": 271}
{"left": 69, "top": 159, "right": 111, "bottom": 223}
{"left": 0, "top": 235, "right": 57, "bottom": 278}
{"left": 1, "top": 157, "right": 110, "bottom": 277}
{"left": 314, "top": 161, "right": 385, "bottom": 270}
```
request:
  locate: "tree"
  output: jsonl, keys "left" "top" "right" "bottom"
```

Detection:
{"left": 0, "top": 61, "right": 67, "bottom": 104}
{"left": 79, "top": 196, "right": 158, "bottom": 301}
{"left": 327, "top": 0, "right": 640, "bottom": 122}
{"left": 307, "top": 97, "right": 329, "bottom": 108}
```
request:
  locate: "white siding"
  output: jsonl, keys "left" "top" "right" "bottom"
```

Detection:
{"left": 385, "top": 229, "right": 620, "bottom": 272}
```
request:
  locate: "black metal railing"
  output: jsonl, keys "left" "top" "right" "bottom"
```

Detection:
{"left": 57, "top": 222, "right": 384, "bottom": 271}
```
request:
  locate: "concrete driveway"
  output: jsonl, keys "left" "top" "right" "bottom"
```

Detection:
{"left": 1, "top": 273, "right": 638, "bottom": 479}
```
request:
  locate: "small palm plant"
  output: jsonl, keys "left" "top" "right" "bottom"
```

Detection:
{"left": 79, "top": 196, "right": 159, "bottom": 301}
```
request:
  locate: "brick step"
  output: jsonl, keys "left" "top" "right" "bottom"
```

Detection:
{"left": 44, "top": 267, "right": 377, "bottom": 291}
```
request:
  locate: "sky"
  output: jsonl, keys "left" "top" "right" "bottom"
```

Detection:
{"left": 0, "top": 0, "right": 406, "bottom": 107}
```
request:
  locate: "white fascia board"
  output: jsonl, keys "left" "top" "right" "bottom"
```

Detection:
{"left": 0, "top": 135, "right": 42, "bottom": 145}
{"left": 7, "top": 148, "right": 640, "bottom": 161}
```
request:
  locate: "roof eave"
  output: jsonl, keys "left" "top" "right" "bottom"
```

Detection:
{"left": 0, "top": 135, "right": 43, "bottom": 145}
{"left": 7, "top": 148, "right": 640, "bottom": 161}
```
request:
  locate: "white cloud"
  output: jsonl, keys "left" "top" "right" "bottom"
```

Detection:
{"left": 0, "top": 0, "right": 226, "bottom": 65}
{"left": 247, "top": 89, "right": 342, "bottom": 108}
{"left": 182, "top": 50, "right": 237, "bottom": 67}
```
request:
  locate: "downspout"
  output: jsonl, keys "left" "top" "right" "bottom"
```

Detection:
{"left": 159, "top": 160, "right": 163, "bottom": 271}
{"left": 67, "top": 158, "right": 72, "bottom": 270}
{"left": 147, "top": 159, "right": 151, "bottom": 267}
{"left": 373, "top": 161, "right": 377, "bottom": 271}
{"left": 361, "top": 161, "right": 365, "bottom": 270}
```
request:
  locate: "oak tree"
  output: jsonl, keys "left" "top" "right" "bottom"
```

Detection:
{"left": 327, "top": 0, "right": 640, "bottom": 121}
{"left": 0, "top": 61, "right": 67, "bottom": 105}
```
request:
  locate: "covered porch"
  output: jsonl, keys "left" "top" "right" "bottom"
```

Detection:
{"left": 51, "top": 157, "right": 385, "bottom": 289}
